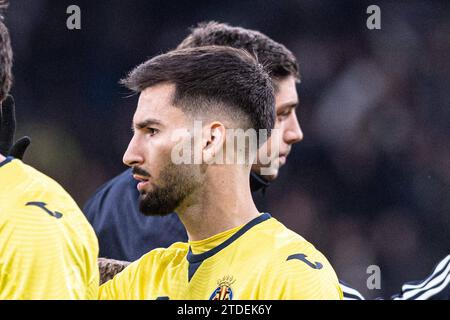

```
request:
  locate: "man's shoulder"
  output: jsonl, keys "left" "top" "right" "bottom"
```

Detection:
{"left": 256, "top": 216, "right": 312, "bottom": 252}
{"left": 258, "top": 216, "right": 339, "bottom": 275}
{"left": 145, "top": 242, "right": 189, "bottom": 259}
{"left": 250, "top": 216, "right": 341, "bottom": 299}
{"left": 134, "top": 242, "right": 189, "bottom": 270}
{"left": 0, "top": 158, "right": 83, "bottom": 215}
{"left": 1, "top": 158, "right": 67, "bottom": 193}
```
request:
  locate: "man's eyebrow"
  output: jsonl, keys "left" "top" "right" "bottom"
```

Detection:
{"left": 132, "top": 118, "right": 163, "bottom": 131}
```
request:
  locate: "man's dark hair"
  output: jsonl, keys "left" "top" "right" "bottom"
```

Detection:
{"left": 121, "top": 46, "right": 275, "bottom": 135}
{"left": 0, "top": 0, "right": 12, "bottom": 102}
{"left": 177, "top": 21, "right": 300, "bottom": 85}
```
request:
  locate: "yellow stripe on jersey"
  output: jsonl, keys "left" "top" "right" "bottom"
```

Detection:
{"left": 0, "top": 157, "right": 99, "bottom": 299}
{"left": 99, "top": 213, "right": 342, "bottom": 300}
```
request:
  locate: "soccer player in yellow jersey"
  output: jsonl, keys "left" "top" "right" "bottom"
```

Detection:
{"left": 99, "top": 46, "right": 342, "bottom": 300}
{"left": 0, "top": 151, "right": 100, "bottom": 299}
{"left": 0, "top": 100, "right": 100, "bottom": 300}
{"left": 0, "top": 1, "right": 99, "bottom": 299}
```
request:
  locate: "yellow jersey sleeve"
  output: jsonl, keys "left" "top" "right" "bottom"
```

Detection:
{"left": 98, "top": 248, "right": 166, "bottom": 300}
{"left": 99, "top": 259, "right": 140, "bottom": 300}
{"left": 99, "top": 245, "right": 186, "bottom": 300}
{"left": 0, "top": 158, "right": 99, "bottom": 299}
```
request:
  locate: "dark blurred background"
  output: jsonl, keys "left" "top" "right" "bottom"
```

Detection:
{"left": 5, "top": 0, "right": 450, "bottom": 298}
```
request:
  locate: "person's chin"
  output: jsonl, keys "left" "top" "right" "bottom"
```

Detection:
{"left": 137, "top": 181, "right": 152, "bottom": 194}
{"left": 138, "top": 181, "right": 157, "bottom": 195}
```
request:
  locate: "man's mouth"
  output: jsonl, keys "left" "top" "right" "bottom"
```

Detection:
{"left": 278, "top": 149, "right": 290, "bottom": 166}
{"left": 133, "top": 174, "right": 150, "bottom": 191}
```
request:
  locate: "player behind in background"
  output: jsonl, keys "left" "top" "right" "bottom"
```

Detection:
{"left": 0, "top": 0, "right": 99, "bottom": 299}
{"left": 99, "top": 46, "right": 342, "bottom": 299}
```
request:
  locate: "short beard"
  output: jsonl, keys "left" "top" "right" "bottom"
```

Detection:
{"left": 139, "top": 162, "right": 200, "bottom": 216}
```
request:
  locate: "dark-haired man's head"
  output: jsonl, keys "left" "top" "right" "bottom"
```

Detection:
{"left": 178, "top": 22, "right": 304, "bottom": 180}
{"left": 0, "top": 0, "right": 12, "bottom": 102}
{"left": 122, "top": 46, "right": 275, "bottom": 216}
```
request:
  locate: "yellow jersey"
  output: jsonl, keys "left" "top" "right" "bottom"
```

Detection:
{"left": 99, "top": 213, "right": 342, "bottom": 300}
{"left": 0, "top": 157, "right": 99, "bottom": 299}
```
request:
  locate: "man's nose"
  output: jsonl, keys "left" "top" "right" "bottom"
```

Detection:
{"left": 284, "top": 112, "right": 303, "bottom": 145}
{"left": 123, "top": 135, "right": 144, "bottom": 167}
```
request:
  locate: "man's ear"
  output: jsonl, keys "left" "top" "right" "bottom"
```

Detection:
{"left": 202, "top": 121, "right": 226, "bottom": 164}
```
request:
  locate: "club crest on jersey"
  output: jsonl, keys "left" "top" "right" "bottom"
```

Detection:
{"left": 209, "top": 275, "right": 235, "bottom": 300}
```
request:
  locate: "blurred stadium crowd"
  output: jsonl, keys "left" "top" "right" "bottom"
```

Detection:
{"left": 5, "top": 0, "right": 449, "bottom": 298}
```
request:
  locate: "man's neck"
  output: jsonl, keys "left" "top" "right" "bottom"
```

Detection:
{"left": 177, "top": 168, "right": 260, "bottom": 241}
{"left": 0, "top": 154, "right": 5, "bottom": 163}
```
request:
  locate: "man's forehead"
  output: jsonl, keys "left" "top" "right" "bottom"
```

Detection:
{"left": 133, "top": 83, "right": 187, "bottom": 125}
{"left": 138, "top": 83, "right": 175, "bottom": 107}
{"left": 134, "top": 84, "right": 174, "bottom": 117}
{"left": 274, "top": 76, "right": 298, "bottom": 109}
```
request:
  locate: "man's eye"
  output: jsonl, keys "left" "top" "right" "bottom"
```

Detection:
{"left": 277, "top": 111, "right": 291, "bottom": 120}
{"left": 147, "top": 128, "right": 159, "bottom": 136}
